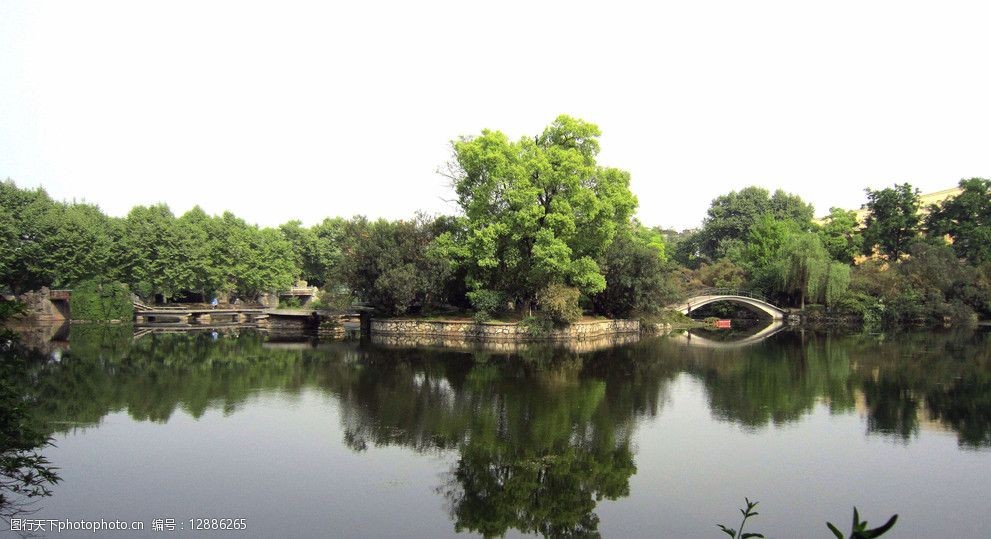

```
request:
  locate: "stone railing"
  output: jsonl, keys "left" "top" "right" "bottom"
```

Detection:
{"left": 370, "top": 318, "right": 640, "bottom": 341}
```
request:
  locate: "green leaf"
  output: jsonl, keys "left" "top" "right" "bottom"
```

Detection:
{"left": 863, "top": 514, "right": 898, "bottom": 538}
{"left": 826, "top": 521, "right": 844, "bottom": 539}
{"left": 741, "top": 534, "right": 764, "bottom": 538}
{"left": 717, "top": 524, "right": 736, "bottom": 537}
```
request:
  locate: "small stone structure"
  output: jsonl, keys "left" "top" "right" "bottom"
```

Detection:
{"left": 370, "top": 318, "right": 640, "bottom": 340}
{"left": 15, "top": 287, "right": 70, "bottom": 321}
{"left": 258, "top": 293, "right": 280, "bottom": 309}
{"left": 276, "top": 281, "right": 320, "bottom": 307}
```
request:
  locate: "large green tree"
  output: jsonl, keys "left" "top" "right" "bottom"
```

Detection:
{"left": 115, "top": 204, "right": 196, "bottom": 299}
{"left": 925, "top": 178, "right": 991, "bottom": 265}
{"left": 593, "top": 225, "right": 672, "bottom": 317}
{"left": 817, "top": 207, "right": 864, "bottom": 264}
{"left": 278, "top": 218, "right": 345, "bottom": 288}
{"left": 338, "top": 215, "right": 452, "bottom": 315}
{"left": 696, "top": 186, "right": 814, "bottom": 261}
{"left": 206, "top": 212, "right": 297, "bottom": 300}
{"left": 309, "top": 217, "right": 348, "bottom": 287}
{"left": 862, "top": 183, "right": 920, "bottom": 260}
{"left": 176, "top": 207, "right": 223, "bottom": 299}
{"left": 0, "top": 181, "right": 115, "bottom": 292}
{"left": 0, "top": 181, "right": 57, "bottom": 293}
{"left": 440, "top": 116, "right": 638, "bottom": 312}
{"left": 738, "top": 214, "right": 800, "bottom": 295}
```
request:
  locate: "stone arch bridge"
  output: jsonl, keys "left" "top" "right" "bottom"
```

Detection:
{"left": 667, "top": 288, "right": 787, "bottom": 320}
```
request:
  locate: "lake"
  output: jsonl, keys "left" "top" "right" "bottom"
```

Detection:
{"left": 3, "top": 324, "right": 989, "bottom": 538}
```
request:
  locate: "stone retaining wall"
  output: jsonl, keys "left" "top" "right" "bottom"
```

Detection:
{"left": 371, "top": 332, "right": 641, "bottom": 353}
{"left": 370, "top": 318, "right": 640, "bottom": 340}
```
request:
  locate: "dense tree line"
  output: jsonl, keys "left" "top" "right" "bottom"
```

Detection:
{"left": 1, "top": 182, "right": 299, "bottom": 302}
{"left": 671, "top": 178, "right": 991, "bottom": 326}
{"left": 1, "top": 116, "right": 670, "bottom": 322}
{"left": 2, "top": 117, "right": 990, "bottom": 326}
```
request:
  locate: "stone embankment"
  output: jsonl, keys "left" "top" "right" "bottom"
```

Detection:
{"left": 371, "top": 332, "right": 641, "bottom": 353}
{"left": 370, "top": 318, "right": 640, "bottom": 340}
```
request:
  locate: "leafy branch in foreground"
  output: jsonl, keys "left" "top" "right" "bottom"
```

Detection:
{"left": 717, "top": 497, "right": 764, "bottom": 538}
{"left": 718, "top": 500, "right": 898, "bottom": 538}
{"left": 826, "top": 507, "right": 898, "bottom": 539}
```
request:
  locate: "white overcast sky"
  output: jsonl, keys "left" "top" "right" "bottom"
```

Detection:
{"left": 2, "top": 1, "right": 989, "bottom": 230}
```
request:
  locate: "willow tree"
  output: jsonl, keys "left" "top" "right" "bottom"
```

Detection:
{"left": 438, "top": 116, "right": 638, "bottom": 313}
{"left": 777, "top": 232, "right": 830, "bottom": 309}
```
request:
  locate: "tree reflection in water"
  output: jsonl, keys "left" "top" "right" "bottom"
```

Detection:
{"left": 10, "top": 325, "right": 991, "bottom": 535}
{"left": 0, "top": 328, "right": 61, "bottom": 526}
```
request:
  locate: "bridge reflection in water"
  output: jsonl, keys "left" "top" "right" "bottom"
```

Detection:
{"left": 668, "top": 320, "right": 787, "bottom": 349}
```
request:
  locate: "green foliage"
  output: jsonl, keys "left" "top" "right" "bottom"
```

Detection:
{"left": 0, "top": 301, "right": 25, "bottom": 323}
{"left": 310, "top": 287, "right": 355, "bottom": 311}
{"left": 718, "top": 500, "right": 896, "bottom": 539}
{"left": 520, "top": 315, "right": 553, "bottom": 337}
{"left": 824, "top": 262, "right": 851, "bottom": 308}
{"left": 818, "top": 208, "right": 864, "bottom": 264}
{"left": 69, "top": 280, "right": 133, "bottom": 321}
{"left": 175, "top": 206, "right": 221, "bottom": 297}
{"left": 645, "top": 309, "right": 697, "bottom": 327}
{"left": 0, "top": 331, "right": 61, "bottom": 520}
{"left": 842, "top": 240, "right": 991, "bottom": 326}
{"left": 717, "top": 498, "right": 764, "bottom": 538}
{"left": 5, "top": 169, "right": 990, "bottom": 332}
{"left": 926, "top": 177, "right": 991, "bottom": 265}
{"left": 0, "top": 181, "right": 299, "bottom": 302}
{"left": 115, "top": 204, "right": 189, "bottom": 299}
{"left": 826, "top": 507, "right": 898, "bottom": 539}
{"left": 442, "top": 115, "right": 638, "bottom": 309}
{"left": 776, "top": 232, "right": 831, "bottom": 308}
{"left": 593, "top": 225, "right": 673, "bottom": 317}
{"left": 339, "top": 214, "right": 454, "bottom": 316}
{"left": 205, "top": 213, "right": 297, "bottom": 300}
{"left": 467, "top": 289, "right": 503, "bottom": 322}
{"left": 114, "top": 206, "right": 297, "bottom": 301}
{"left": 862, "top": 183, "right": 920, "bottom": 260}
{"left": 0, "top": 180, "right": 56, "bottom": 293}
{"left": 694, "top": 259, "right": 748, "bottom": 290}
{"left": 536, "top": 283, "right": 583, "bottom": 325}
{"left": 0, "top": 181, "right": 115, "bottom": 293}
{"left": 279, "top": 218, "right": 345, "bottom": 287}
{"left": 697, "top": 186, "right": 814, "bottom": 261}
{"left": 739, "top": 215, "right": 798, "bottom": 268}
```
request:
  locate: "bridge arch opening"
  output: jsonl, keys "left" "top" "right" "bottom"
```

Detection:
{"left": 669, "top": 291, "right": 787, "bottom": 321}
{"left": 687, "top": 299, "right": 775, "bottom": 320}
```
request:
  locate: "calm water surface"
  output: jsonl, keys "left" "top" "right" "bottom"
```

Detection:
{"left": 4, "top": 325, "right": 990, "bottom": 538}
